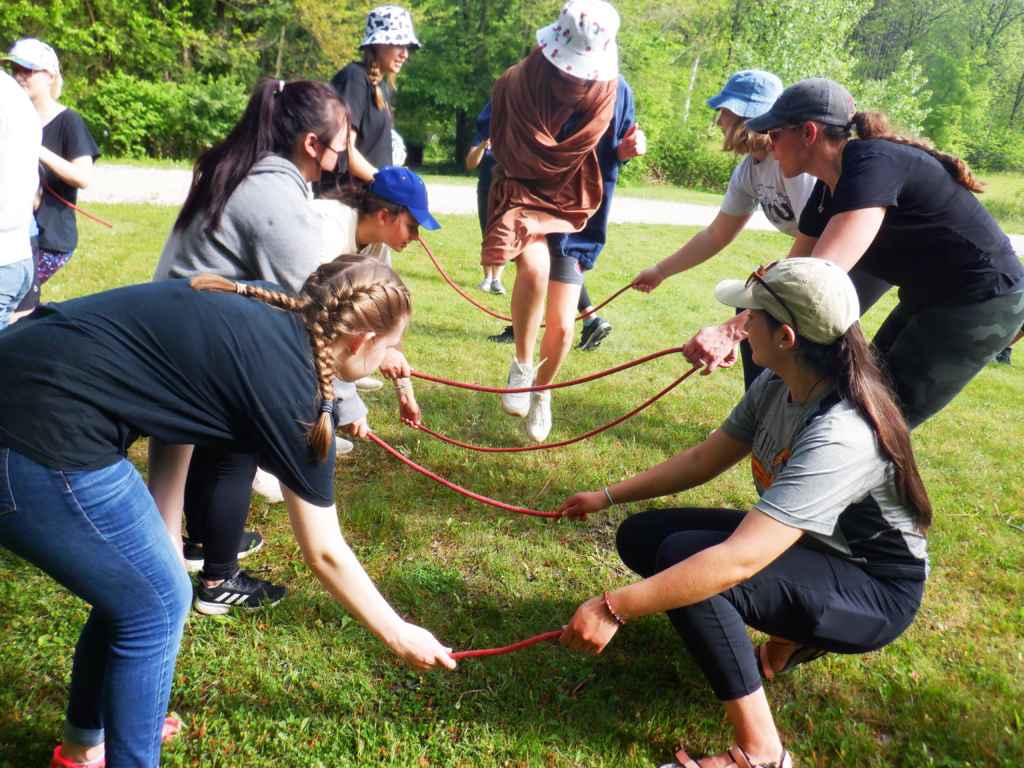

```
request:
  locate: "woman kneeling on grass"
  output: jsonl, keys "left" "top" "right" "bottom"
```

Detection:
{"left": 0, "top": 256, "right": 455, "bottom": 768}
{"left": 557, "top": 258, "right": 931, "bottom": 768}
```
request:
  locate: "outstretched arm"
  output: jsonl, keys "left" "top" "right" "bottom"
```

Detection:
{"left": 283, "top": 487, "right": 455, "bottom": 671}
{"left": 633, "top": 212, "right": 751, "bottom": 293}
{"left": 558, "top": 429, "right": 751, "bottom": 520}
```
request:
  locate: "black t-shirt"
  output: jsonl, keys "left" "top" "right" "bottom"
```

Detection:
{"left": 0, "top": 280, "right": 336, "bottom": 506}
{"left": 799, "top": 140, "right": 1023, "bottom": 310}
{"left": 36, "top": 109, "right": 101, "bottom": 253}
{"left": 331, "top": 61, "right": 394, "bottom": 171}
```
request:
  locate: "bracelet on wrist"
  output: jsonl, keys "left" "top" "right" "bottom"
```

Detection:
{"left": 394, "top": 381, "right": 412, "bottom": 391}
{"left": 603, "top": 590, "right": 626, "bottom": 626}
{"left": 603, "top": 487, "right": 615, "bottom": 507}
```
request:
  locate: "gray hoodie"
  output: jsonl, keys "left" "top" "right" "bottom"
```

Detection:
{"left": 154, "top": 154, "right": 366, "bottom": 424}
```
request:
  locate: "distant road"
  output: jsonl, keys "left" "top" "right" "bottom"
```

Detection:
{"left": 81, "top": 164, "right": 1023, "bottom": 253}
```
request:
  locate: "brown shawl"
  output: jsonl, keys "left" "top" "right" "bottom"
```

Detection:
{"left": 481, "top": 47, "right": 617, "bottom": 265}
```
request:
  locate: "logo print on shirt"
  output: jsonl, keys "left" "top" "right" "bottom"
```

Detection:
{"left": 751, "top": 448, "right": 791, "bottom": 490}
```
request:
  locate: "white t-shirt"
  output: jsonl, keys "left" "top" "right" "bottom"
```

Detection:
{"left": 0, "top": 71, "right": 41, "bottom": 267}
{"left": 311, "top": 199, "right": 391, "bottom": 266}
{"left": 720, "top": 153, "right": 816, "bottom": 238}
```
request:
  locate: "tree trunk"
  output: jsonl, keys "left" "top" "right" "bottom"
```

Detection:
{"left": 683, "top": 55, "right": 700, "bottom": 124}
{"left": 454, "top": 108, "right": 471, "bottom": 167}
{"left": 274, "top": 27, "right": 286, "bottom": 80}
{"left": 1010, "top": 67, "right": 1024, "bottom": 128}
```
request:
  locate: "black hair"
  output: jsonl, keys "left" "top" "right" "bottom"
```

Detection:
{"left": 174, "top": 79, "right": 349, "bottom": 236}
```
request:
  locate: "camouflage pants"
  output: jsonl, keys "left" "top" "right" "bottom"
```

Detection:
{"left": 872, "top": 290, "right": 1024, "bottom": 430}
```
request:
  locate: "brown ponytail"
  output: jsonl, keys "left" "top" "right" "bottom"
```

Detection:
{"left": 190, "top": 254, "right": 412, "bottom": 461}
{"left": 361, "top": 47, "right": 396, "bottom": 113}
{"left": 819, "top": 111, "right": 984, "bottom": 193}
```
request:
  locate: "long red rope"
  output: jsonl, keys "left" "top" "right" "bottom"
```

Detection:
{"left": 416, "top": 236, "right": 634, "bottom": 326}
{"left": 42, "top": 180, "right": 115, "bottom": 229}
{"left": 366, "top": 433, "right": 561, "bottom": 518}
{"left": 412, "top": 345, "right": 687, "bottom": 393}
{"left": 451, "top": 630, "right": 562, "bottom": 659}
{"left": 404, "top": 366, "right": 698, "bottom": 452}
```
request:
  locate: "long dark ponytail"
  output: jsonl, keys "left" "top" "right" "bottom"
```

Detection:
{"left": 766, "top": 315, "right": 933, "bottom": 530}
{"left": 174, "top": 79, "right": 349, "bottom": 236}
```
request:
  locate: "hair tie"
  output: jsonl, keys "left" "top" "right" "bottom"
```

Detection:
{"left": 235, "top": 282, "right": 247, "bottom": 295}
{"left": 320, "top": 399, "right": 335, "bottom": 414}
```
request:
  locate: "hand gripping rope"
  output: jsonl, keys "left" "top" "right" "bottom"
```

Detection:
{"left": 416, "top": 236, "right": 633, "bottom": 327}
{"left": 404, "top": 365, "right": 699, "bottom": 452}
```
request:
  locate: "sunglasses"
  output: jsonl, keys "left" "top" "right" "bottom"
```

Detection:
{"left": 745, "top": 261, "right": 798, "bottom": 333}
{"left": 765, "top": 124, "right": 801, "bottom": 137}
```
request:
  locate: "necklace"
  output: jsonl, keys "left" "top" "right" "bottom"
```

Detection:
{"left": 817, "top": 184, "right": 827, "bottom": 213}
{"left": 798, "top": 374, "right": 829, "bottom": 406}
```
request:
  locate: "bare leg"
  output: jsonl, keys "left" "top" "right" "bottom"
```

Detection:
{"left": 717, "top": 688, "right": 786, "bottom": 766}
{"left": 147, "top": 438, "right": 194, "bottom": 566}
{"left": 535, "top": 281, "right": 583, "bottom": 385}
{"left": 511, "top": 238, "right": 550, "bottom": 365}
{"left": 58, "top": 741, "right": 104, "bottom": 764}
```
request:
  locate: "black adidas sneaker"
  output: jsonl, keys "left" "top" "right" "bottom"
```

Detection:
{"left": 193, "top": 568, "right": 287, "bottom": 615}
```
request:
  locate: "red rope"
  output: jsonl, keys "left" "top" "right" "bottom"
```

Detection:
{"left": 451, "top": 630, "right": 562, "bottom": 659}
{"left": 41, "top": 180, "right": 114, "bottom": 229}
{"left": 366, "top": 433, "right": 561, "bottom": 518}
{"left": 412, "top": 346, "right": 687, "bottom": 393}
{"left": 416, "top": 236, "right": 634, "bottom": 326}
{"left": 404, "top": 366, "right": 699, "bottom": 452}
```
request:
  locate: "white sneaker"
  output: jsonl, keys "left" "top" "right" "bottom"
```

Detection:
{"left": 354, "top": 377, "right": 383, "bottom": 391}
{"left": 252, "top": 468, "right": 285, "bottom": 503}
{"left": 475, "top": 278, "right": 493, "bottom": 291}
{"left": 525, "top": 389, "right": 552, "bottom": 443}
{"left": 500, "top": 356, "right": 534, "bottom": 418}
{"left": 335, "top": 436, "right": 354, "bottom": 457}
{"left": 490, "top": 279, "right": 506, "bottom": 295}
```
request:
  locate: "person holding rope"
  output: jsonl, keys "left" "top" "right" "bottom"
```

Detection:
{"left": 151, "top": 79, "right": 369, "bottom": 609}
{"left": 4, "top": 39, "right": 100, "bottom": 319}
{"left": 0, "top": 256, "right": 456, "bottom": 768}
{"left": 325, "top": 5, "right": 419, "bottom": 188}
{"left": 683, "top": 78, "right": 1024, "bottom": 428}
{"left": 482, "top": 0, "right": 621, "bottom": 443}
{"left": 466, "top": 132, "right": 506, "bottom": 294}
{"left": 479, "top": 73, "right": 646, "bottom": 351}
{"left": 557, "top": 258, "right": 931, "bottom": 768}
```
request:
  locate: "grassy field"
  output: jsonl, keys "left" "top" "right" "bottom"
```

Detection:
{"left": 1, "top": 205, "right": 1022, "bottom": 768}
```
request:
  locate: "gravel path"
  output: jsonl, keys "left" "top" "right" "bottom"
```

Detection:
{"left": 80, "top": 164, "right": 1023, "bottom": 253}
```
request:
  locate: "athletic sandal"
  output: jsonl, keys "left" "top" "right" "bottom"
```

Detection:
{"left": 755, "top": 637, "right": 828, "bottom": 680}
{"left": 659, "top": 743, "right": 793, "bottom": 768}
{"left": 50, "top": 717, "right": 183, "bottom": 767}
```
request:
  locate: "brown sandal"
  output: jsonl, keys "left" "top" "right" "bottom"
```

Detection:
{"left": 659, "top": 743, "right": 793, "bottom": 768}
{"left": 755, "top": 636, "right": 827, "bottom": 680}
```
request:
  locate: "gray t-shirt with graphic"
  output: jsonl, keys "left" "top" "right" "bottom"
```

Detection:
{"left": 720, "top": 153, "right": 816, "bottom": 237}
{"left": 721, "top": 371, "right": 928, "bottom": 580}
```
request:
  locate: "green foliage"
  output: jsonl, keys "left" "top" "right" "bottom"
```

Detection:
{"left": 66, "top": 73, "right": 249, "bottom": 159}
{"left": 855, "top": 50, "right": 931, "bottom": 134}
{"left": 639, "top": 124, "right": 738, "bottom": 191}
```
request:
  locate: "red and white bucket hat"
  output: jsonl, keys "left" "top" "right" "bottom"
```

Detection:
{"left": 535, "top": 0, "right": 619, "bottom": 82}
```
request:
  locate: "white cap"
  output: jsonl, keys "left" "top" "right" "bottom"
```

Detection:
{"left": 3, "top": 38, "right": 60, "bottom": 75}
{"left": 715, "top": 258, "right": 860, "bottom": 345}
{"left": 535, "top": 0, "right": 619, "bottom": 82}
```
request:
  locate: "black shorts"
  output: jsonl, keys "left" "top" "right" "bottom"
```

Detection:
{"left": 546, "top": 237, "right": 585, "bottom": 286}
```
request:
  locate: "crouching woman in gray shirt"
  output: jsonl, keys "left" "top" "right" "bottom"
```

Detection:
{"left": 556, "top": 258, "right": 931, "bottom": 768}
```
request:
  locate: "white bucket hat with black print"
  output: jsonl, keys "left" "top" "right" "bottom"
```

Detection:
{"left": 536, "top": 0, "right": 619, "bottom": 82}
{"left": 360, "top": 6, "right": 421, "bottom": 50}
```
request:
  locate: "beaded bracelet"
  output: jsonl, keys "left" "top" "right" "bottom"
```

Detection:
{"left": 603, "top": 590, "right": 625, "bottom": 626}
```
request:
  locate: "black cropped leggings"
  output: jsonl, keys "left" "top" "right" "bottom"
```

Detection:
{"left": 183, "top": 448, "right": 259, "bottom": 579}
{"left": 616, "top": 508, "right": 924, "bottom": 701}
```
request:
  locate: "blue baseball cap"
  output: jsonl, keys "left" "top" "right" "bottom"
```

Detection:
{"left": 705, "top": 70, "right": 784, "bottom": 119}
{"left": 368, "top": 166, "right": 440, "bottom": 231}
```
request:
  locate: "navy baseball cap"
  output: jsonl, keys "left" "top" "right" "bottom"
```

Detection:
{"left": 706, "top": 70, "right": 784, "bottom": 119}
{"left": 368, "top": 166, "right": 440, "bottom": 230}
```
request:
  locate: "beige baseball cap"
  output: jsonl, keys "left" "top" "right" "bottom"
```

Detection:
{"left": 714, "top": 257, "right": 860, "bottom": 344}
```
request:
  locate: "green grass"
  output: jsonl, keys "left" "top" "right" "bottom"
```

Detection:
{"left": 2, "top": 206, "right": 1022, "bottom": 767}
{"left": 978, "top": 172, "right": 1024, "bottom": 235}
{"left": 97, "top": 156, "right": 195, "bottom": 171}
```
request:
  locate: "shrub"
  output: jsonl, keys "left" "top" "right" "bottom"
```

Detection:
{"left": 66, "top": 73, "right": 249, "bottom": 160}
{"left": 635, "top": 124, "right": 738, "bottom": 191}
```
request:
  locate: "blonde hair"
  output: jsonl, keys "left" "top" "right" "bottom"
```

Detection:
{"left": 721, "top": 117, "right": 772, "bottom": 156}
{"left": 190, "top": 254, "right": 412, "bottom": 461}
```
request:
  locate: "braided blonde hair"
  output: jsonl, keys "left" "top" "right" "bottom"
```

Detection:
{"left": 190, "top": 254, "right": 412, "bottom": 461}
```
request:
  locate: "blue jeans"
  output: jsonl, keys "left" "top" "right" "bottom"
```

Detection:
{"left": 0, "top": 257, "right": 33, "bottom": 329}
{"left": 0, "top": 446, "right": 192, "bottom": 768}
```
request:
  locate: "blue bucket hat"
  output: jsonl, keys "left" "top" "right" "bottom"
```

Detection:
{"left": 705, "top": 70, "right": 784, "bottom": 119}
{"left": 369, "top": 166, "right": 440, "bottom": 230}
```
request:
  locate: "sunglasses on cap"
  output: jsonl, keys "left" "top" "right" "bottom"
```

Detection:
{"left": 745, "top": 261, "right": 798, "bottom": 333}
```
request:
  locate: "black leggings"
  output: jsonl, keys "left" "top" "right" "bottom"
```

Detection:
{"left": 578, "top": 283, "right": 592, "bottom": 313}
{"left": 183, "top": 448, "right": 258, "bottom": 579}
{"left": 616, "top": 508, "right": 924, "bottom": 701}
